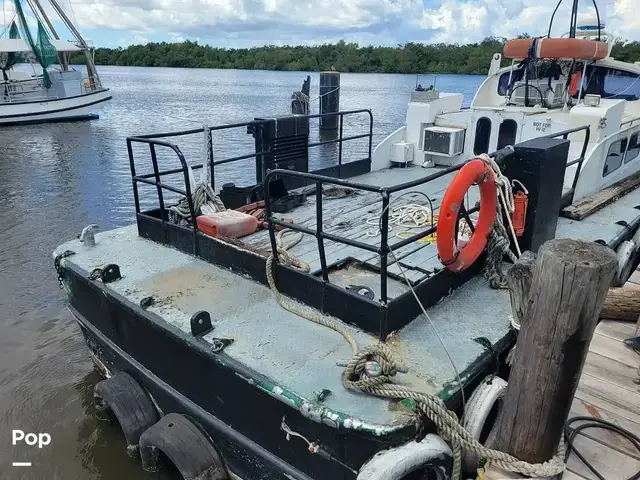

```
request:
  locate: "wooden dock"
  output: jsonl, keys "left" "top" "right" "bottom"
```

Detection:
{"left": 564, "top": 271, "right": 640, "bottom": 479}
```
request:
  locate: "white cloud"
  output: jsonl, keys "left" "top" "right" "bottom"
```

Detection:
{"left": 4, "top": 0, "right": 639, "bottom": 46}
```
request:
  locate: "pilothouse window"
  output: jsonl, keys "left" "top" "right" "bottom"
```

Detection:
{"left": 603, "top": 139, "right": 627, "bottom": 176}
{"left": 626, "top": 133, "right": 640, "bottom": 164}
{"left": 574, "top": 67, "right": 640, "bottom": 101}
{"left": 497, "top": 120, "right": 517, "bottom": 149}
{"left": 474, "top": 117, "right": 492, "bottom": 155}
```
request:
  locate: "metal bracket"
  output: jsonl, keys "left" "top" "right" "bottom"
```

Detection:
{"left": 79, "top": 224, "right": 99, "bottom": 247}
{"left": 211, "top": 338, "right": 234, "bottom": 353}
{"left": 101, "top": 264, "right": 122, "bottom": 283}
{"left": 140, "top": 296, "right": 155, "bottom": 310}
{"left": 190, "top": 311, "right": 213, "bottom": 337}
{"left": 346, "top": 284, "right": 375, "bottom": 301}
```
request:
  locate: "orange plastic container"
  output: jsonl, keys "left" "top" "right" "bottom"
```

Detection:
{"left": 196, "top": 211, "right": 258, "bottom": 239}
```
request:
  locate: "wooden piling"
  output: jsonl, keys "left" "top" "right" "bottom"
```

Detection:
{"left": 494, "top": 238, "right": 617, "bottom": 462}
{"left": 319, "top": 71, "right": 340, "bottom": 130}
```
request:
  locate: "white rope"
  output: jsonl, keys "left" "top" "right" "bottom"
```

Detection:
{"left": 365, "top": 200, "right": 434, "bottom": 237}
{"left": 477, "top": 153, "right": 521, "bottom": 258}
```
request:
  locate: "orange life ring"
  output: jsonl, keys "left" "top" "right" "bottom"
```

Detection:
{"left": 437, "top": 159, "right": 497, "bottom": 272}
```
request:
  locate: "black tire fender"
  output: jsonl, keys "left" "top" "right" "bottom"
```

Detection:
{"left": 139, "top": 413, "right": 228, "bottom": 480}
{"left": 94, "top": 372, "right": 159, "bottom": 457}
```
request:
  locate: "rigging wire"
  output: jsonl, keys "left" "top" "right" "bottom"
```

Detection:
{"left": 548, "top": 0, "right": 564, "bottom": 38}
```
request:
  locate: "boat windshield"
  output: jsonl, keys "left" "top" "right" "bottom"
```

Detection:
{"left": 574, "top": 66, "right": 640, "bottom": 101}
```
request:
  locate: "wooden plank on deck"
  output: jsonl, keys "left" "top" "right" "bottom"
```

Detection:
{"left": 561, "top": 171, "right": 640, "bottom": 220}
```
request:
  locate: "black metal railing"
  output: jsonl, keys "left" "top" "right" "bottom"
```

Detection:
{"left": 543, "top": 125, "right": 590, "bottom": 208}
{"left": 305, "top": 109, "right": 374, "bottom": 178}
{"left": 127, "top": 111, "right": 375, "bottom": 256}
{"left": 264, "top": 146, "right": 515, "bottom": 305}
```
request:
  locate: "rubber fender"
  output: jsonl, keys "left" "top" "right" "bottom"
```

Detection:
{"left": 139, "top": 413, "right": 228, "bottom": 480}
{"left": 356, "top": 434, "right": 452, "bottom": 480}
{"left": 94, "top": 372, "right": 159, "bottom": 457}
{"left": 613, "top": 240, "right": 636, "bottom": 287}
{"left": 461, "top": 375, "right": 508, "bottom": 473}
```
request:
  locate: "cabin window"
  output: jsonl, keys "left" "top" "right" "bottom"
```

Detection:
{"left": 575, "top": 67, "right": 640, "bottom": 101}
{"left": 497, "top": 120, "right": 517, "bottom": 149}
{"left": 498, "top": 69, "right": 523, "bottom": 96}
{"left": 625, "top": 133, "right": 640, "bottom": 163}
{"left": 603, "top": 139, "right": 627, "bottom": 176}
{"left": 474, "top": 117, "right": 492, "bottom": 155}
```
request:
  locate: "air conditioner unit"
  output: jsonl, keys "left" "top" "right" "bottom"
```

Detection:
{"left": 423, "top": 126, "right": 465, "bottom": 157}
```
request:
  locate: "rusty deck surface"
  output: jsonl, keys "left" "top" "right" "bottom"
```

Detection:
{"left": 565, "top": 270, "right": 640, "bottom": 479}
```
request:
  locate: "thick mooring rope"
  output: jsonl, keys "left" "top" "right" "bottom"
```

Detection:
{"left": 341, "top": 345, "right": 565, "bottom": 479}
{"left": 478, "top": 153, "right": 520, "bottom": 289}
{"left": 168, "top": 182, "right": 226, "bottom": 225}
{"left": 265, "top": 229, "right": 565, "bottom": 480}
{"left": 265, "top": 229, "right": 359, "bottom": 355}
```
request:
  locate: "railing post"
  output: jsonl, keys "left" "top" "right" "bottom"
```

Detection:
{"left": 367, "top": 110, "right": 373, "bottom": 164}
{"left": 379, "top": 190, "right": 390, "bottom": 308}
{"left": 149, "top": 144, "right": 167, "bottom": 222}
{"left": 206, "top": 126, "right": 215, "bottom": 191}
{"left": 316, "top": 182, "right": 329, "bottom": 282}
{"left": 338, "top": 113, "right": 344, "bottom": 178}
{"left": 127, "top": 139, "right": 141, "bottom": 215}
{"left": 264, "top": 171, "right": 279, "bottom": 266}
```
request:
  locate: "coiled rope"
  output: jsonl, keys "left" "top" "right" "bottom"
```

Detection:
{"left": 265, "top": 228, "right": 565, "bottom": 479}
{"left": 168, "top": 182, "right": 226, "bottom": 225}
{"left": 478, "top": 152, "right": 521, "bottom": 289}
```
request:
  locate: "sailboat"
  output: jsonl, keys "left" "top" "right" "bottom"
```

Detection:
{"left": 0, "top": 0, "right": 111, "bottom": 125}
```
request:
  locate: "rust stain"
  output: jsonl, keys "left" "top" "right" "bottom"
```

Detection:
{"left": 581, "top": 399, "right": 602, "bottom": 419}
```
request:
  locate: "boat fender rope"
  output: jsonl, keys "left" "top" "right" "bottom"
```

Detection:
{"left": 341, "top": 345, "right": 565, "bottom": 480}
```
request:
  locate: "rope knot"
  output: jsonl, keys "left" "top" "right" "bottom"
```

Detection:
{"left": 342, "top": 343, "right": 399, "bottom": 390}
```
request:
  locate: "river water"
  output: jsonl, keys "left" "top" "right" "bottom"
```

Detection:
{"left": 0, "top": 66, "right": 483, "bottom": 479}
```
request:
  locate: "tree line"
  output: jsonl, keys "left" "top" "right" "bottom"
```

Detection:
{"left": 70, "top": 38, "right": 640, "bottom": 75}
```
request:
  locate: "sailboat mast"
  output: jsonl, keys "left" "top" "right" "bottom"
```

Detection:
{"left": 30, "top": 0, "right": 70, "bottom": 70}
{"left": 46, "top": 0, "right": 100, "bottom": 83}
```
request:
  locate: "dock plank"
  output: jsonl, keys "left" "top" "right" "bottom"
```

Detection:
{"left": 587, "top": 333, "right": 640, "bottom": 368}
{"left": 565, "top": 434, "right": 640, "bottom": 480}
{"left": 596, "top": 319, "right": 637, "bottom": 343}
{"left": 570, "top": 398, "right": 640, "bottom": 460}
{"left": 582, "top": 351, "right": 640, "bottom": 394}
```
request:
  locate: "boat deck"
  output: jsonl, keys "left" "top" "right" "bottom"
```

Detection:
{"left": 55, "top": 160, "right": 640, "bottom": 435}
{"left": 564, "top": 272, "right": 640, "bottom": 479}
{"left": 244, "top": 165, "right": 472, "bottom": 288}
{"left": 55, "top": 222, "right": 513, "bottom": 432}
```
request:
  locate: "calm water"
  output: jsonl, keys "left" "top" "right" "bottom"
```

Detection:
{"left": 0, "top": 66, "right": 483, "bottom": 479}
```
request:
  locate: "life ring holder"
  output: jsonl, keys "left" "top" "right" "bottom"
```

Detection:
{"left": 437, "top": 159, "right": 498, "bottom": 272}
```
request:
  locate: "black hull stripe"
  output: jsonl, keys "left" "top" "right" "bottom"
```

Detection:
{"left": 0, "top": 95, "right": 112, "bottom": 120}
{"left": 0, "top": 88, "right": 110, "bottom": 106}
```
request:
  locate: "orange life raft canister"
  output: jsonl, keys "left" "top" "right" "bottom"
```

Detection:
{"left": 436, "top": 159, "right": 498, "bottom": 272}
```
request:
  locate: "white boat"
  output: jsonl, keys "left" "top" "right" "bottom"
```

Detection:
{"left": 0, "top": 0, "right": 111, "bottom": 126}
{"left": 373, "top": 16, "right": 640, "bottom": 204}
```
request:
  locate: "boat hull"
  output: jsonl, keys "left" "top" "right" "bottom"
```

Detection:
{"left": 0, "top": 89, "right": 111, "bottom": 126}
{"left": 62, "top": 261, "right": 398, "bottom": 480}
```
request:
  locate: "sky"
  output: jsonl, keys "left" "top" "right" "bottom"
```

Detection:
{"left": 1, "top": 0, "right": 639, "bottom": 48}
